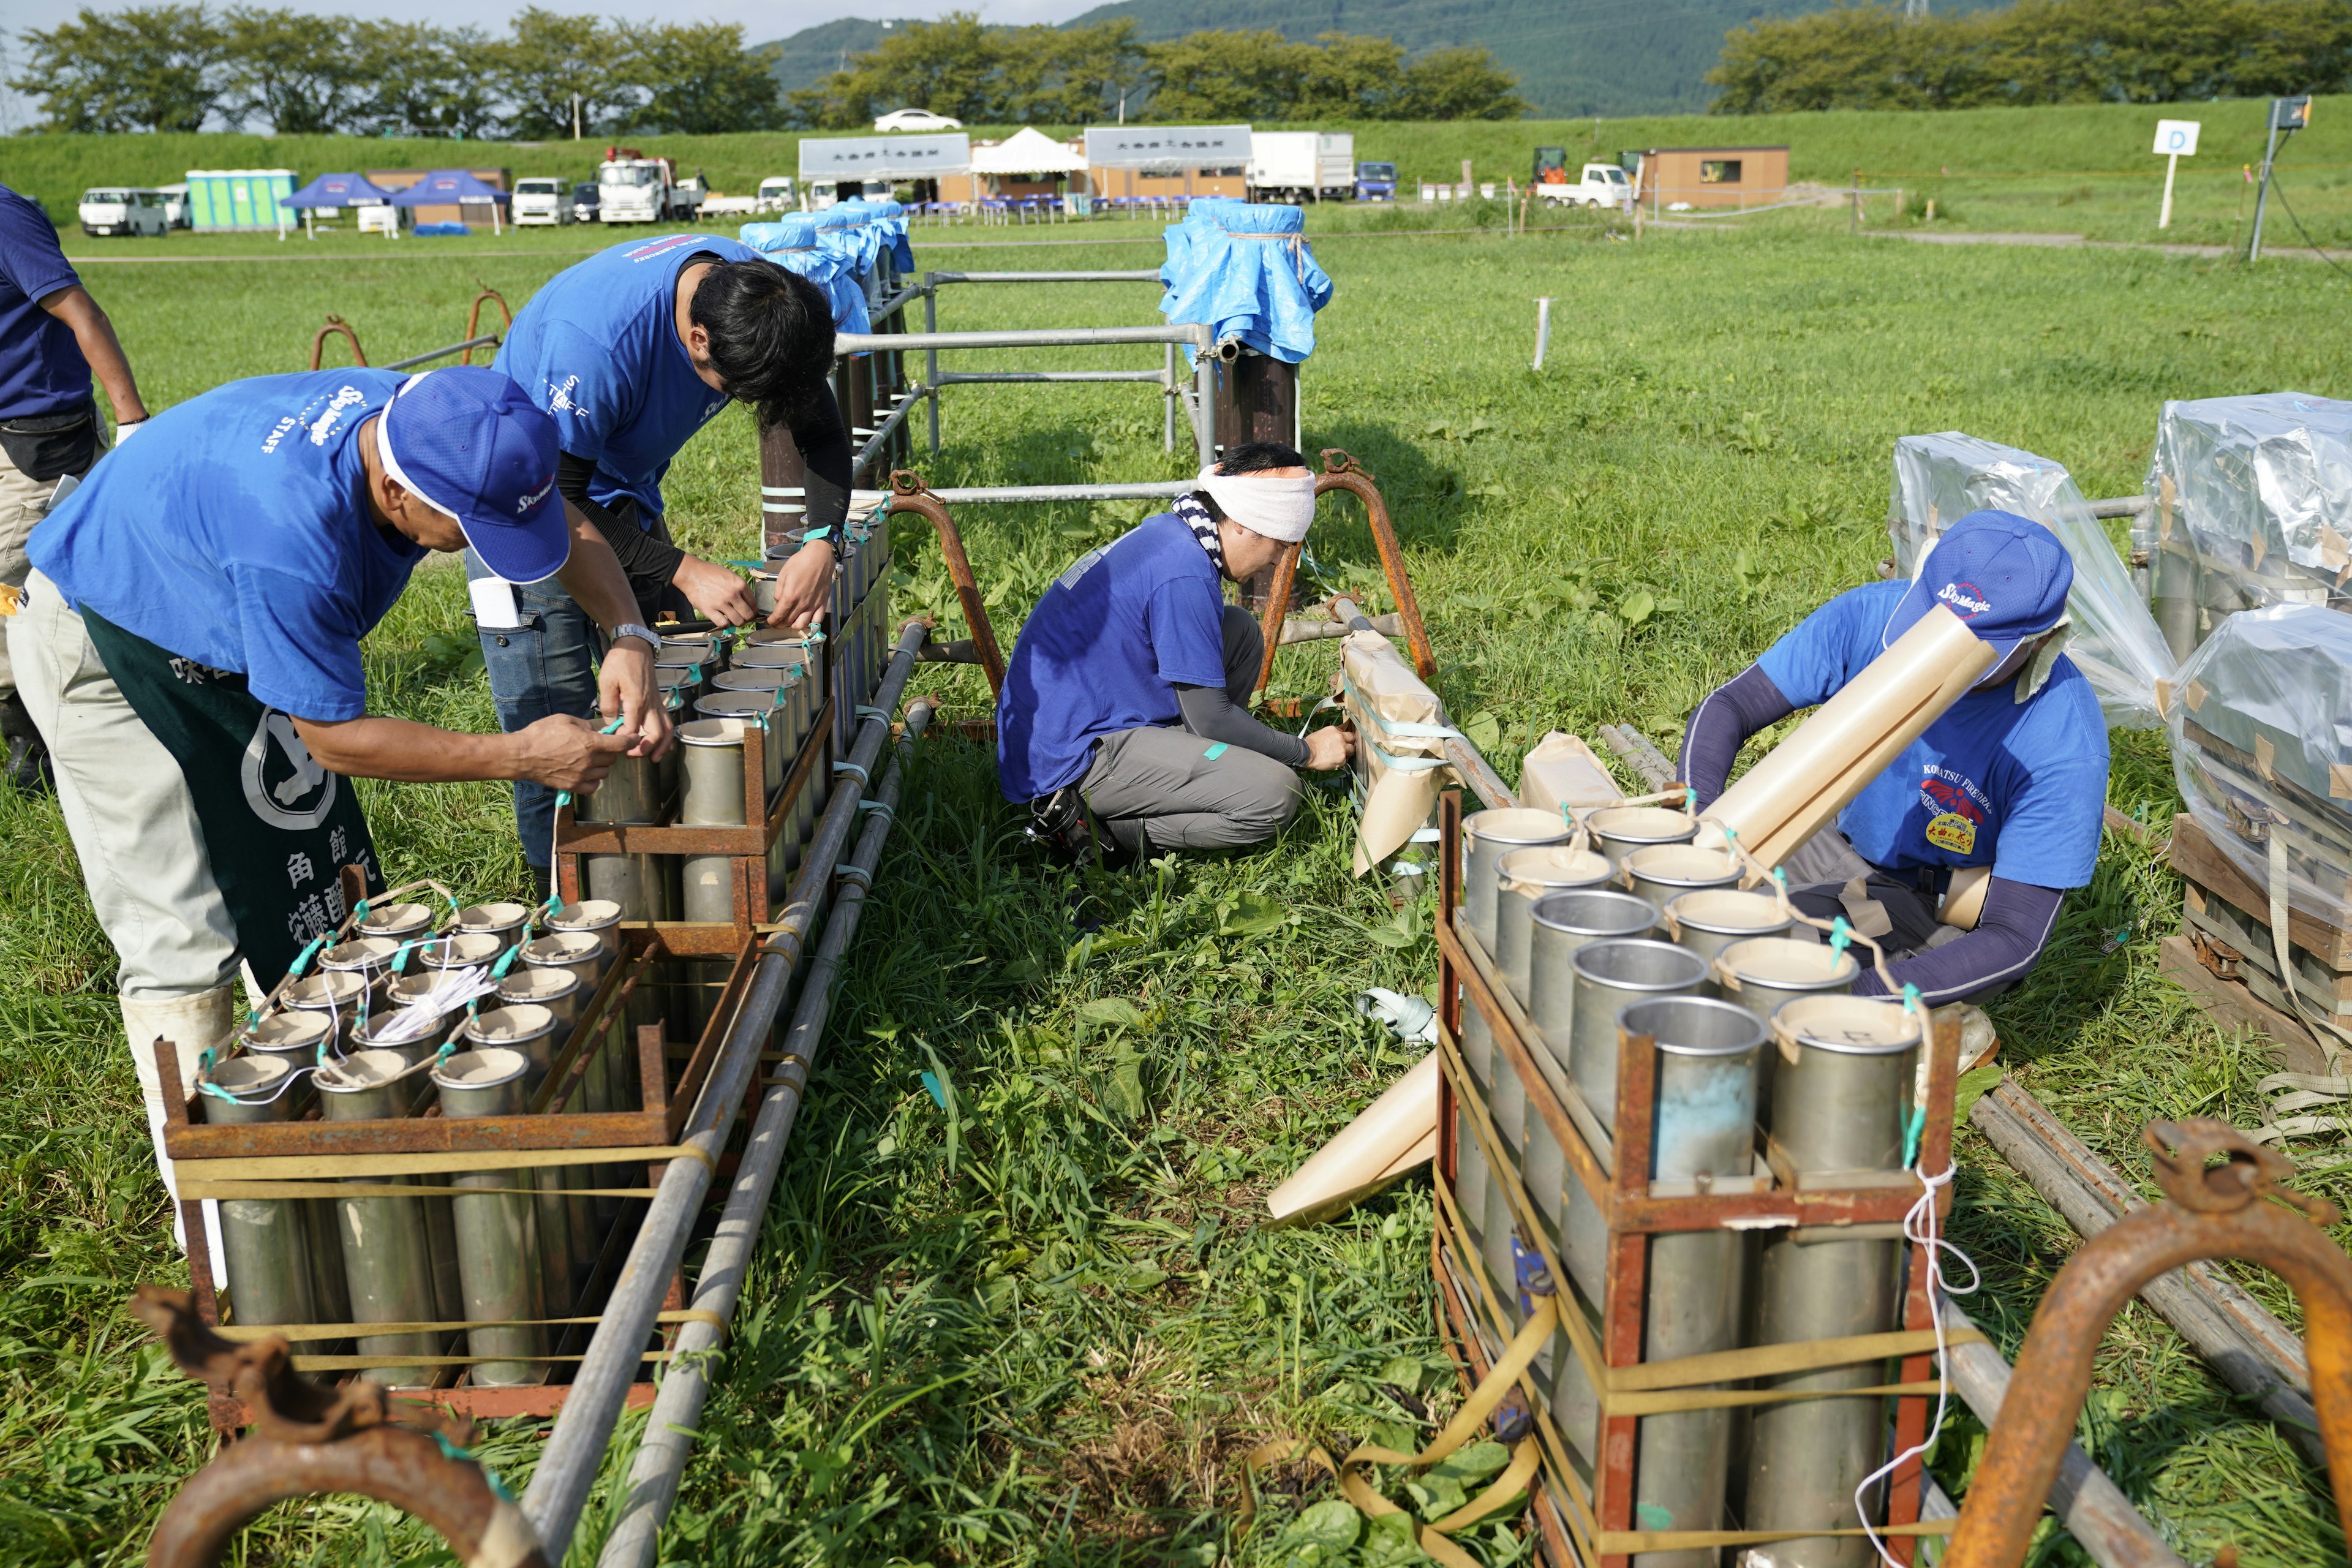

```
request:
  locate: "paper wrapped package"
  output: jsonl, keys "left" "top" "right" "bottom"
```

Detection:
{"left": 1703, "top": 603, "right": 1996, "bottom": 870}
{"left": 2169, "top": 602, "right": 2352, "bottom": 929}
{"left": 1518, "top": 731, "right": 1624, "bottom": 816}
{"left": 2143, "top": 394, "right": 2352, "bottom": 660}
{"left": 1341, "top": 628, "right": 1456, "bottom": 876}
{"left": 1264, "top": 1052, "right": 1438, "bottom": 1226}
{"left": 1890, "top": 431, "right": 2173, "bottom": 729}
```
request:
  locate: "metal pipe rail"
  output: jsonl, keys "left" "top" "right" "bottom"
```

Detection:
{"left": 912, "top": 480, "right": 1194, "bottom": 504}
{"left": 380, "top": 333, "right": 500, "bottom": 373}
{"left": 836, "top": 323, "right": 1211, "bottom": 355}
{"left": 595, "top": 698, "right": 937, "bottom": 1568}
{"left": 521, "top": 619, "right": 935, "bottom": 1562}
{"left": 925, "top": 270, "right": 1163, "bottom": 284}
{"left": 850, "top": 385, "right": 937, "bottom": 482}
{"left": 934, "top": 370, "right": 1167, "bottom": 385}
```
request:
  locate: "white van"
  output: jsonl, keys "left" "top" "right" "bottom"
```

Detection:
{"left": 78, "top": 188, "right": 171, "bottom": 237}
{"left": 758, "top": 176, "right": 795, "bottom": 213}
{"left": 512, "top": 176, "right": 573, "bottom": 225}
{"left": 804, "top": 179, "right": 838, "bottom": 211}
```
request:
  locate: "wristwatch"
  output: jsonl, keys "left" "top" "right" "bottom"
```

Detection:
{"left": 612, "top": 622, "right": 661, "bottom": 651}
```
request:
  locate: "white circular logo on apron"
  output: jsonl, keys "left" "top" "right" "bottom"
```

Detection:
{"left": 242, "top": 711, "right": 336, "bottom": 829}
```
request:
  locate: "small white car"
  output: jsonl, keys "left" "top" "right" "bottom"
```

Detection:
{"left": 511, "top": 177, "right": 573, "bottom": 225}
{"left": 758, "top": 176, "right": 796, "bottom": 212}
{"left": 78, "top": 188, "right": 170, "bottom": 237}
{"left": 873, "top": 108, "right": 962, "bottom": 132}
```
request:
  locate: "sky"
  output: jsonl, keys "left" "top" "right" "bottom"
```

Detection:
{"left": 2, "top": 0, "right": 1101, "bottom": 40}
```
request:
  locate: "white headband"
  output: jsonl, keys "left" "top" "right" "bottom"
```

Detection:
{"left": 1197, "top": 467, "right": 1315, "bottom": 544}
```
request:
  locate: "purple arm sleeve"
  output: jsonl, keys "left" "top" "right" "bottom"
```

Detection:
{"left": 1853, "top": 878, "right": 2066, "bottom": 1005}
{"left": 1679, "top": 663, "right": 1796, "bottom": 809}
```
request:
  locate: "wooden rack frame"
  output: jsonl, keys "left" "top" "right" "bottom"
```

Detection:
{"left": 1431, "top": 788, "right": 1958, "bottom": 1568}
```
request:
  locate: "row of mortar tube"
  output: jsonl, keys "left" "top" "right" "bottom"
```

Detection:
{"left": 1267, "top": 602, "right": 1997, "bottom": 1223}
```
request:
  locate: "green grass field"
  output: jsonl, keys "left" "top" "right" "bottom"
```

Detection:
{"left": 4, "top": 216, "right": 2351, "bottom": 1566}
{"left": 12, "top": 91, "right": 2352, "bottom": 252}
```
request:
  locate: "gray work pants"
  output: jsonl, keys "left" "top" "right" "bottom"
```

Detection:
{"left": 1080, "top": 605, "right": 1303, "bottom": 853}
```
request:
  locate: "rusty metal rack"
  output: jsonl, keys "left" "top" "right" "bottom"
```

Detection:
{"left": 1430, "top": 790, "right": 1962, "bottom": 1568}
{"left": 159, "top": 922, "right": 767, "bottom": 1434}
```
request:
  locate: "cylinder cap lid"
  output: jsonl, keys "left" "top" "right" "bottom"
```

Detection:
{"left": 432, "top": 1046, "right": 532, "bottom": 1090}
{"left": 316, "top": 1047, "right": 413, "bottom": 1090}
{"left": 467, "top": 1003, "right": 557, "bottom": 1042}
{"left": 210, "top": 1054, "right": 293, "bottom": 1096}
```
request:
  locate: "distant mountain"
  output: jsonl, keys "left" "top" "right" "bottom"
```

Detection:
{"left": 759, "top": 0, "right": 2007, "bottom": 119}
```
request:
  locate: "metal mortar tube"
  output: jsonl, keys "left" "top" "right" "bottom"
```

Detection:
{"left": 1525, "top": 892, "right": 1659, "bottom": 1303}
{"left": 454, "top": 900, "right": 533, "bottom": 960}
{"left": 523, "top": 930, "right": 608, "bottom": 993}
{"left": 584, "top": 853, "right": 674, "bottom": 922}
{"left": 417, "top": 930, "right": 505, "bottom": 976}
{"left": 1715, "top": 937, "right": 1859, "bottom": 1125}
{"left": 469, "top": 1000, "right": 594, "bottom": 1245}
{"left": 678, "top": 718, "right": 750, "bottom": 827}
{"left": 464, "top": 1004, "right": 561, "bottom": 1091}
{"left": 203, "top": 1055, "right": 317, "bottom": 1330}
{"left": 319, "top": 936, "right": 401, "bottom": 1009}
{"left": 652, "top": 655, "right": 705, "bottom": 706}
{"left": 1559, "top": 936, "right": 1705, "bottom": 1312}
{"left": 1461, "top": 809, "right": 1572, "bottom": 954}
{"left": 497, "top": 968, "right": 582, "bottom": 1038}
{"left": 355, "top": 901, "right": 434, "bottom": 947}
{"left": 546, "top": 903, "right": 622, "bottom": 980}
{"left": 696, "top": 691, "right": 785, "bottom": 797}
{"left": 281, "top": 970, "right": 368, "bottom": 1055}
{"left": 1623, "top": 845, "right": 1741, "bottom": 912}
{"left": 491, "top": 973, "right": 583, "bottom": 1313}
{"left": 1618, "top": 996, "right": 1765, "bottom": 1568}
{"left": 1662, "top": 889, "right": 1793, "bottom": 971}
{"left": 577, "top": 740, "right": 666, "bottom": 825}
{"left": 432, "top": 1047, "right": 550, "bottom": 1387}
{"left": 1743, "top": 996, "right": 1923, "bottom": 1568}
{"left": 234, "top": 1010, "right": 350, "bottom": 1327}
{"left": 1496, "top": 848, "right": 1615, "bottom": 1008}
{"left": 659, "top": 632, "right": 721, "bottom": 669}
{"left": 317, "top": 1049, "right": 444, "bottom": 1383}
{"left": 1588, "top": 805, "right": 1697, "bottom": 874}
{"left": 239, "top": 1009, "right": 331, "bottom": 1072}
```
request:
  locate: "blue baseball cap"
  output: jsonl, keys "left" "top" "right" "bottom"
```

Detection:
{"left": 1882, "top": 510, "right": 2073, "bottom": 660}
{"left": 377, "top": 368, "right": 570, "bottom": 584}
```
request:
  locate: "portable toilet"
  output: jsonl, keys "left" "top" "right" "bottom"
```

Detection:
{"left": 185, "top": 169, "right": 296, "bottom": 231}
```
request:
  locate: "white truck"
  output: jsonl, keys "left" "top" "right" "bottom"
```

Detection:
{"left": 596, "top": 150, "right": 703, "bottom": 224}
{"left": 1537, "top": 162, "right": 1634, "bottom": 210}
{"left": 757, "top": 176, "right": 796, "bottom": 212}
{"left": 1246, "top": 132, "right": 1355, "bottom": 203}
{"left": 78, "top": 187, "right": 172, "bottom": 237}
{"left": 511, "top": 176, "right": 573, "bottom": 225}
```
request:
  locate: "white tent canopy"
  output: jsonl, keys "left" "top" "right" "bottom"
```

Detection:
{"left": 970, "top": 127, "right": 1086, "bottom": 175}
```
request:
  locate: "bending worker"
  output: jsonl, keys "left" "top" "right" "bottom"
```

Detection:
{"left": 0, "top": 180, "right": 148, "bottom": 791}
{"left": 10, "top": 364, "right": 671, "bottom": 1243}
{"left": 1683, "top": 510, "right": 2106, "bottom": 1003}
{"left": 480, "top": 233, "right": 850, "bottom": 899}
{"left": 1000, "top": 442, "right": 1355, "bottom": 862}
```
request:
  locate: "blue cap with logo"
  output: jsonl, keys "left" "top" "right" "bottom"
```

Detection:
{"left": 377, "top": 367, "right": 569, "bottom": 584}
{"left": 1882, "top": 509, "right": 2073, "bottom": 661}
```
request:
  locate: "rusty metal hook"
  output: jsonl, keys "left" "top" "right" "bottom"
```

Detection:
{"left": 1948, "top": 1120, "right": 2352, "bottom": 1568}
{"left": 309, "top": 315, "right": 367, "bottom": 372}
{"left": 883, "top": 471, "right": 1003, "bottom": 696}
{"left": 463, "top": 288, "right": 513, "bottom": 366}
{"left": 129, "top": 1287, "right": 549, "bottom": 1568}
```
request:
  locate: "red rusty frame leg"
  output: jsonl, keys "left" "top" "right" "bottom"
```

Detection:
{"left": 887, "top": 473, "right": 1005, "bottom": 697}
{"left": 1315, "top": 451, "right": 1434, "bottom": 680}
{"left": 310, "top": 316, "right": 366, "bottom": 371}
{"left": 462, "top": 288, "right": 513, "bottom": 366}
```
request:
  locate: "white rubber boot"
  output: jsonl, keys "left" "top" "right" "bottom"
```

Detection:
{"left": 122, "top": 982, "right": 238, "bottom": 1281}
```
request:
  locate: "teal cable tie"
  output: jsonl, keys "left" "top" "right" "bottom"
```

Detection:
{"left": 1683, "top": 786, "right": 1697, "bottom": 813}
{"left": 1902, "top": 1104, "right": 1927, "bottom": 1169}
{"left": 352, "top": 898, "right": 370, "bottom": 922}
{"left": 491, "top": 943, "right": 522, "bottom": 980}
{"left": 1827, "top": 916, "right": 1852, "bottom": 960}
{"left": 287, "top": 935, "right": 325, "bottom": 979}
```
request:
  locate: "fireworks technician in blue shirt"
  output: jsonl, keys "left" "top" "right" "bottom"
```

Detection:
{"left": 1681, "top": 511, "right": 2109, "bottom": 1004}
{"left": 11, "top": 365, "right": 670, "bottom": 1257}
{"left": 480, "top": 233, "right": 851, "bottom": 899}
{"left": 0, "top": 182, "right": 149, "bottom": 791}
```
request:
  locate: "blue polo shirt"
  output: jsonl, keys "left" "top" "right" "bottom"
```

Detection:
{"left": 495, "top": 234, "right": 748, "bottom": 518}
{"left": 997, "top": 513, "right": 1228, "bottom": 801}
{"left": 29, "top": 371, "right": 424, "bottom": 722}
{"left": 0, "top": 184, "right": 92, "bottom": 421}
{"left": 1758, "top": 580, "right": 2109, "bottom": 889}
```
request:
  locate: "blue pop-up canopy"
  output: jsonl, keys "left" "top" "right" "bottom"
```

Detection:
{"left": 1159, "top": 201, "right": 1333, "bottom": 364}
{"left": 279, "top": 172, "right": 393, "bottom": 209}
{"left": 387, "top": 170, "right": 510, "bottom": 206}
{"left": 739, "top": 214, "right": 870, "bottom": 332}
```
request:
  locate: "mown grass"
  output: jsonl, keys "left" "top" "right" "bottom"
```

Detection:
{"left": 3, "top": 219, "right": 2351, "bottom": 1565}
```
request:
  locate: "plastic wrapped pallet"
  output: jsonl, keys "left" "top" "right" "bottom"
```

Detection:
{"left": 2169, "top": 602, "right": 2352, "bottom": 929}
{"left": 1340, "top": 629, "right": 1455, "bottom": 876}
{"left": 1890, "top": 431, "right": 2173, "bottom": 729}
{"left": 2143, "top": 393, "right": 2352, "bottom": 656}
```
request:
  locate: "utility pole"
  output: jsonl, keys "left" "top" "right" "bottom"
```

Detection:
{"left": 2248, "top": 94, "right": 2312, "bottom": 263}
{"left": 1904, "top": 0, "right": 1927, "bottom": 15}
{"left": 571, "top": 92, "right": 581, "bottom": 140}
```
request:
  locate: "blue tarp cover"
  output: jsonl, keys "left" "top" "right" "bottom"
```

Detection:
{"left": 739, "top": 214, "right": 870, "bottom": 331}
{"left": 1158, "top": 200, "right": 1332, "bottom": 364}
{"left": 387, "top": 170, "right": 510, "bottom": 206}
{"left": 279, "top": 172, "right": 394, "bottom": 209}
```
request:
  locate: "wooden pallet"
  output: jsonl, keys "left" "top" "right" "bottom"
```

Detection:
{"left": 2157, "top": 933, "right": 2329, "bottom": 1076}
{"left": 2168, "top": 813, "right": 2352, "bottom": 968}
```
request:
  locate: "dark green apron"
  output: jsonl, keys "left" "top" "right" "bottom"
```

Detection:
{"left": 83, "top": 609, "right": 385, "bottom": 986}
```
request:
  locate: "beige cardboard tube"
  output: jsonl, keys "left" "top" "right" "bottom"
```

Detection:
{"left": 1940, "top": 865, "right": 1992, "bottom": 929}
{"left": 1265, "top": 1051, "right": 1438, "bottom": 1225}
{"left": 1702, "top": 602, "right": 1996, "bottom": 869}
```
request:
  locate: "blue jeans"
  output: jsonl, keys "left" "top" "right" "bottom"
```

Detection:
{"left": 464, "top": 549, "right": 602, "bottom": 871}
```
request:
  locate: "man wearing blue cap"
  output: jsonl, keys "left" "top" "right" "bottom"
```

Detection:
{"left": 8, "top": 364, "right": 669, "bottom": 1245}
{"left": 1683, "top": 510, "right": 2108, "bottom": 1003}
{"left": 478, "top": 234, "right": 848, "bottom": 897}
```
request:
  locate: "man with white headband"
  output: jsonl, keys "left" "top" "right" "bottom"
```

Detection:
{"left": 998, "top": 440, "right": 1355, "bottom": 863}
{"left": 9, "top": 364, "right": 669, "bottom": 1260}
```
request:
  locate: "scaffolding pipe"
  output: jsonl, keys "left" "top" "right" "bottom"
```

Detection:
{"left": 520, "top": 619, "right": 935, "bottom": 1561}
{"left": 934, "top": 370, "right": 1167, "bottom": 385}
{"left": 912, "top": 480, "right": 1193, "bottom": 504}
{"left": 850, "top": 386, "right": 936, "bottom": 481}
{"left": 380, "top": 333, "right": 501, "bottom": 374}
{"left": 926, "top": 270, "right": 1163, "bottom": 284}
{"left": 595, "top": 698, "right": 937, "bottom": 1568}
{"left": 835, "top": 324, "right": 1212, "bottom": 356}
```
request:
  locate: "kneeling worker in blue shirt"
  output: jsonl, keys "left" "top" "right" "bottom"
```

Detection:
{"left": 1000, "top": 442, "right": 1356, "bottom": 862}
{"left": 10, "top": 365, "right": 671, "bottom": 1256}
{"left": 1682, "top": 510, "right": 2109, "bottom": 1003}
